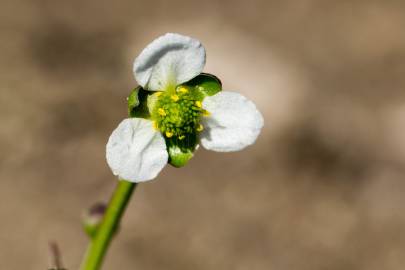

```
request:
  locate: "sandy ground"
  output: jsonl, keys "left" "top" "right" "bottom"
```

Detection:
{"left": 1, "top": 0, "right": 405, "bottom": 269}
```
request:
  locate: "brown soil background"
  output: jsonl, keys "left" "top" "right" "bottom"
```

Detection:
{"left": 1, "top": 0, "right": 405, "bottom": 269}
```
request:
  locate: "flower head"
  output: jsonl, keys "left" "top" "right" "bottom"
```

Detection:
{"left": 106, "top": 33, "right": 264, "bottom": 182}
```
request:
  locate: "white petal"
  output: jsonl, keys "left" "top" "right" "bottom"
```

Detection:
{"left": 201, "top": 91, "right": 264, "bottom": 152}
{"left": 106, "top": 118, "right": 168, "bottom": 182}
{"left": 133, "top": 33, "right": 206, "bottom": 91}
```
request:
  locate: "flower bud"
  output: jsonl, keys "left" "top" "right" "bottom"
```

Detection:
{"left": 82, "top": 202, "right": 107, "bottom": 238}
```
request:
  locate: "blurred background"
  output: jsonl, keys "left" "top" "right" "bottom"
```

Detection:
{"left": 1, "top": 0, "right": 405, "bottom": 269}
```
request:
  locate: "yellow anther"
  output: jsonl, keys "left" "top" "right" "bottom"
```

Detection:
{"left": 202, "top": 110, "right": 211, "bottom": 116}
{"left": 171, "top": 94, "right": 179, "bottom": 102}
{"left": 195, "top": 100, "right": 202, "bottom": 108}
{"left": 153, "top": 121, "right": 158, "bottom": 130}
{"left": 156, "top": 92, "right": 163, "bottom": 97}
{"left": 158, "top": 108, "right": 166, "bottom": 116}
{"left": 177, "top": 86, "right": 188, "bottom": 93}
{"left": 165, "top": 131, "right": 173, "bottom": 138}
{"left": 196, "top": 124, "right": 204, "bottom": 132}
{"left": 178, "top": 135, "right": 185, "bottom": 140}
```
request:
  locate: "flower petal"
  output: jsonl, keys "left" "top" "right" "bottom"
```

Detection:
{"left": 106, "top": 118, "right": 168, "bottom": 182}
{"left": 200, "top": 91, "right": 264, "bottom": 152}
{"left": 133, "top": 33, "right": 206, "bottom": 91}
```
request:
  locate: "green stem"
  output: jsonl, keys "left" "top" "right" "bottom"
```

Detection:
{"left": 80, "top": 180, "right": 137, "bottom": 270}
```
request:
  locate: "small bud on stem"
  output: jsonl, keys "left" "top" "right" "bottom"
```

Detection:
{"left": 83, "top": 202, "right": 108, "bottom": 238}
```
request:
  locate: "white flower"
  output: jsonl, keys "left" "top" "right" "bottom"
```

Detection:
{"left": 106, "top": 33, "right": 264, "bottom": 183}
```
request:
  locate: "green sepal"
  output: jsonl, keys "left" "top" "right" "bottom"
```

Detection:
{"left": 184, "top": 73, "right": 222, "bottom": 100}
{"left": 128, "top": 87, "right": 153, "bottom": 119}
{"left": 168, "top": 145, "right": 194, "bottom": 168}
{"left": 127, "top": 87, "right": 141, "bottom": 112}
{"left": 166, "top": 133, "right": 198, "bottom": 167}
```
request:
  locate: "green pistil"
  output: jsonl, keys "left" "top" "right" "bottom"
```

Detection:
{"left": 152, "top": 87, "right": 203, "bottom": 138}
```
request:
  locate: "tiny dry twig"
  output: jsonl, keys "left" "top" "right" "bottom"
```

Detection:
{"left": 48, "top": 241, "right": 66, "bottom": 270}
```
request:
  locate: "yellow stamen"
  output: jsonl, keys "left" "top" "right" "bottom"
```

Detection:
{"left": 202, "top": 110, "right": 211, "bottom": 116}
{"left": 165, "top": 131, "right": 173, "bottom": 138}
{"left": 171, "top": 94, "right": 179, "bottom": 102}
{"left": 158, "top": 108, "right": 166, "bottom": 116}
{"left": 196, "top": 124, "right": 204, "bottom": 132}
{"left": 195, "top": 100, "right": 202, "bottom": 108}
{"left": 153, "top": 121, "right": 158, "bottom": 130}
{"left": 177, "top": 86, "right": 188, "bottom": 93}
{"left": 178, "top": 135, "right": 185, "bottom": 140}
{"left": 156, "top": 92, "right": 163, "bottom": 97}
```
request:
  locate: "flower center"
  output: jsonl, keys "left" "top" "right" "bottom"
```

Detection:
{"left": 152, "top": 86, "right": 205, "bottom": 139}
